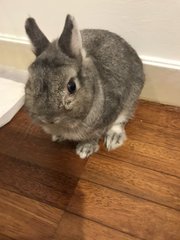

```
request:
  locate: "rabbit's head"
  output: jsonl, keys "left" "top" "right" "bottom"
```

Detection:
{"left": 25, "top": 15, "right": 97, "bottom": 125}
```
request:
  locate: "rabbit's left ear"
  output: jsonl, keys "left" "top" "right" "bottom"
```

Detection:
{"left": 25, "top": 18, "right": 50, "bottom": 56}
{"left": 59, "top": 15, "right": 82, "bottom": 59}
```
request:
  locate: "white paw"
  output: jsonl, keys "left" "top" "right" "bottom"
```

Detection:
{"left": 76, "top": 142, "right": 99, "bottom": 159}
{"left": 52, "top": 135, "right": 64, "bottom": 142}
{"left": 104, "top": 129, "right": 127, "bottom": 151}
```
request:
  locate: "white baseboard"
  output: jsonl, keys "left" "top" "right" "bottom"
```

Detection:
{"left": 0, "top": 36, "right": 180, "bottom": 106}
{"left": 141, "top": 64, "right": 180, "bottom": 106}
{"left": 0, "top": 34, "right": 29, "bottom": 45}
{"left": 141, "top": 56, "right": 180, "bottom": 70}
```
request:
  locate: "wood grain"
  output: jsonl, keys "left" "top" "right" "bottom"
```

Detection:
{"left": 68, "top": 180, "right": 180, "bottom": 240}
{"left": 56, "top": 212, "right": 139, "bottom": 240}
{"left": 0, "top": 234, "right": 15, "bottom": 240}
{"left": 0, "top": 188, "right": 63, "bottom": 240}
{"left": 136, "top": 100, "right": 180, "bottom": 129}
{"left": 82, "top": 154, "right": 180, "bottom": 209}
{"left": 127, "top": 119, "right": 180, "bottom": 151}
{"left": 0, "top": 153, "right": 81, "bottom": 209}
{"left": 99, "top": 138, "right": 180, "bottom": 177}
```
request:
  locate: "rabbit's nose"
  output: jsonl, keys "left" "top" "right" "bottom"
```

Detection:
{"left": 49, "top": 120, "right": 55, "bottom": 124}
{"left": 48, "top": 118, "right": 60, "bottom": 124}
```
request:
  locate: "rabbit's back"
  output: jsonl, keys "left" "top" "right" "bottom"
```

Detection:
{"left": 81, "top": 29, "right": 143, "bottom": 74}
{"left": 81, "top": 29, "right": 145, "bottom": 125}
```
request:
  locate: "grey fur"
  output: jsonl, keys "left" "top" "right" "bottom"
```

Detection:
{"left": 25, "top": 14, "right": 145, "bottom": 158}
{"left": 25, "top": 18, "right": 50, "bottom": 56}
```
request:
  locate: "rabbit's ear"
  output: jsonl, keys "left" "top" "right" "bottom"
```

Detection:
{"left": 25, "top": 18, "right": 50, "bottom": 56}
{"left": 59, "top": 15, "right": 82, "bottom": 59}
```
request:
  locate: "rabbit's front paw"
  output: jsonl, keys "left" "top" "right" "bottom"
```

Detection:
{"left": 52, "top": 135, "right": 64, "bottom": 142}
{"left": 104, "top": 127, "right": 127, "bottom": 151}
{"left": 76, "top": 141, "right": 99, "bottom": 159}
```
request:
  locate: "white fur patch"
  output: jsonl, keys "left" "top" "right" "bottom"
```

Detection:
{"left": 74, "top": 77, "right": 81, "bottom": 90}
{"left": 42, "top": 126, "right": 51, "bottom": 134}
{"left": 114, "top": 111, "right": 128, "bottom": 124}
{"left": 76, "top": 142, "right": 99, "bottom": 159}
{"left": 52, "top": 135, "right": 58, "bottom": 142}
{"left": 52, "top": 135, "right": 64, "bottom": 142}
{"left": 105, "top": 128, "right": 127, "bottom": 151}
{"left": 81, "top": 48, "right": 87, "bottom": 59}
{"left": 70, "top": 16, "right": 83, "bottom": 57}
{"left": 111, "top": 124, "right": 123, "bottom": 133}
{"left": 104, "top": 111, "right": 128, "bottom": 151}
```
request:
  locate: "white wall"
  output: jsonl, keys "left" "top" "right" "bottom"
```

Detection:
{"left": 0, "top": 0, "right": 180, "bottom": 65}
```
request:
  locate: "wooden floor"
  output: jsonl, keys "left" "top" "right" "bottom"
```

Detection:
{"left": 0, "top": 100, "right": 179, "bottom": 240}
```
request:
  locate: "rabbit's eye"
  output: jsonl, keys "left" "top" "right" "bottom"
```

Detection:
{"left": 67, "top": 78, "right": 76, "bottom": 94}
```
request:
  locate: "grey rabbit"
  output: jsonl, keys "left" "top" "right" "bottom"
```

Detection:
{"left": 25, "top": 14, "right": 145, "bottom": 159}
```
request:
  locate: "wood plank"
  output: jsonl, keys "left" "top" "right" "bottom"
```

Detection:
{"left": 136, "top": 100, "right": 180, "bottom": 129}
{"left": 68, "top": 180, "right": 180, "bottom": 240}
{"left": 0, "top": 109, "right": 87, "bottom": 177}
{"left": 0, "top": 188, "right": 63, "bottom": 240}
{"left": 56, "top": 212, "right": 139, "bottom": 240}
{"left": 0, "top": 234, "right": 15, "bottom": 240}
{"left": 127, "top": 119, "right": 180, "bottom": 151}
{"left": 82, "top": 154, "right": 180, "bottom": 210}
{"left": 0, "top": 153, "right": 81, "bottom": 209}
{"left": 99, "top": 138, "right": 180, "bottom": 178}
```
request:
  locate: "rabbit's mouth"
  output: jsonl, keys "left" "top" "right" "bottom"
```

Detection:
{"left": 28, "top": 111, "right": 61, "bottom": 125}
{"left": 37, "top": 116, "right": 61, "bottom": 125}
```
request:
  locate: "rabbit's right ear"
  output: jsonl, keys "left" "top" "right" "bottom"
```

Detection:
{"left": 59, "top": 15, "right": 82, "bottom": 59}
{"left": 25, "top": 18, "right": 50, "bottom": 56}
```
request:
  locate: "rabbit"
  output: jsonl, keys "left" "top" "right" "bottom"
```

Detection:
{"left": 25, "top": 14, "right": 145, "bottom": 159}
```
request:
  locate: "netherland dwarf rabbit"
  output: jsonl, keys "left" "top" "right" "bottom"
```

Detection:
{"left": 25, "top": 14, "right": 145, "bottom": 159}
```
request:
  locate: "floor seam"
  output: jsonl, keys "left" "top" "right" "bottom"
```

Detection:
{"left": 63, "top": 209, "right": 145, "bottom": 240}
